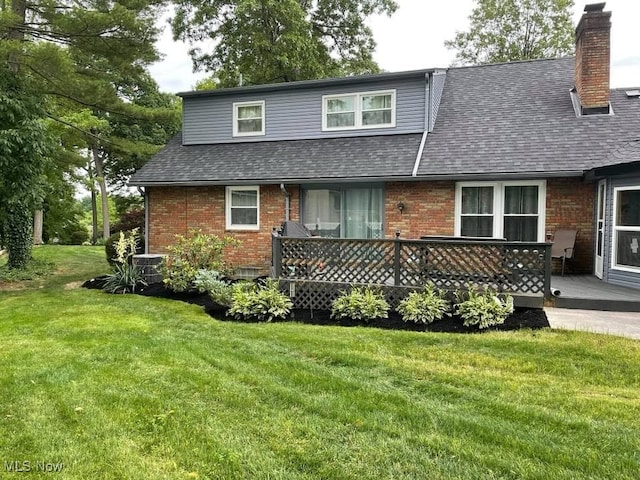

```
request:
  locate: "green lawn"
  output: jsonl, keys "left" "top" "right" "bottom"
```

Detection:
{"left": 1, "top": 246, "right": 639, "bottom": 479}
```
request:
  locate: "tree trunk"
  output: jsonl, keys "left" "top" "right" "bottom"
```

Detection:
{"left": 87, "top": 160, "right": 99, "bottom": 244}
{"left": 33, "top": 209, "right": 44, "bottom": 244}
{"left": 92, "top": 144, "right": 110, "bottom": 240}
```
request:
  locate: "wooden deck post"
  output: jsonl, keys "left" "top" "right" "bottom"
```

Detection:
{"left": 394, "top": 233, "right": 401, "bottom": 286}
{"left": 272, "top": 231, "right": 282, "bottom": 278}
{"left": 544, "top": 243, "right": 552, "bottom": 299}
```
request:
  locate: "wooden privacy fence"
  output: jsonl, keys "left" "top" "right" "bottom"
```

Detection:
{"left": 271, "top": 233, "right": 552, "bottom": 310}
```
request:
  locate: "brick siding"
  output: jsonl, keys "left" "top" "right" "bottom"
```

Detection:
{"left": 545, "top": 178, "right": 595, "bottom": 274}
{"left": 148, "top": 178, "right": 595, "bottom": 274}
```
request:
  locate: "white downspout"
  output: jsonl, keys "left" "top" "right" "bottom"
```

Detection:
{"left": 280, "top": 183, "right": 290, "bottom": 221}
{"left": 412, "top": 72, "right": 432, "bottom": 177}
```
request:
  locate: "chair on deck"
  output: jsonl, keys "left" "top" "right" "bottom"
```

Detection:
{"left": 551, "top": 229, "right": 577, "bottom": 276}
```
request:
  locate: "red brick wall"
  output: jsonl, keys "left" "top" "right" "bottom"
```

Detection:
{"left": 148, "top": 179, "right": 595, "bottom": 274}
{"left": 384, "top": 181, "right": 455, "bottom": 238}
{"left": 575, "top": 8, "right": 611, "bottom": 110}
{"left": 546, "top": 178, "right": 595, "bottom": 273}
{"left": 148, "top": 185, "right": 300, "bottom": 270}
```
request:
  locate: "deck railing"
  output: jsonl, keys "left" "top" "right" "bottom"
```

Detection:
{"left": 272, "top": 233, "right": 552, "bottom": 309}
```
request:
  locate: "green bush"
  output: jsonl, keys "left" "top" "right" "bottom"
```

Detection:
{"left": 161, "top": 230, "right": 240, "bottom": 292}
{"left": 105, "top": 230, "right": 145, "bottom": 265}
{"left": 193, "top": 269, "right": 234, "bottom": 307}
{"left": 454, "top": 287, "right": 514, "bottom": 329}
{"left": 331, "top": 286, "right": 389, "bottom": 321}
{"left": 397, "top": 285, "right": 451, "bottom": 324}
{"left": 70, "top": 230, "right": 90, "bottom": 245}
{"left": 227, "top": 280, "right": 292, "bottom": 322}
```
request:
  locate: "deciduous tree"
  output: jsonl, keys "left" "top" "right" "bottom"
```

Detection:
{"left": 171, "top": 0, "right": 398, "bottom": 86}
{"left": 445, "top": 0, "right": 575, "bottom": 65}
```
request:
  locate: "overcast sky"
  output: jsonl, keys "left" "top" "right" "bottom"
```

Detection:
{"left": 148, "top": 0, "right": 640, "bottom": 93}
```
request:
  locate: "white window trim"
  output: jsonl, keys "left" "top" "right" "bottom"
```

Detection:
{"left": 232, "top": 100, "right": 265, "bottom": 137}
{"left": 454, "top": 180, "right": 546, "bottom": 242}
{"left": 322, "top": 89, "right": 396, "bottom": 131}
{"left": 611, "top": 186, "right": 640, "bottom": 273}
{"left": 226, "top": 186, "right": 260, "bottom": 231}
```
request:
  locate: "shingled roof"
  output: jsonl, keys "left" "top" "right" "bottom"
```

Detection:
{"left": 418, "top": 57, "right": 640, "bottom": 178}
{"left": 130, "top": 133, "right": 423, "bottom": 186}
{"left": 130, "top": 57, "right": 640, "bottom": 186}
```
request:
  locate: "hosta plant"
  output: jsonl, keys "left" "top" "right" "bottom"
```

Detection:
{"left": 454, "top": 287, "right": 514, "bottom": 329}
{"left": 227, "top": 279, "right": 292, "bottom": 322}
{"left": 397, "top": 285, "right": 451, "bottom": 324}
{"left": 331, "top": 286, "right": 389, "bottom": 321}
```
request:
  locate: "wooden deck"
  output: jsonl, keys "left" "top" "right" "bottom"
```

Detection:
{"left": 551, "top": 275, "right": 640, "bottom": 311}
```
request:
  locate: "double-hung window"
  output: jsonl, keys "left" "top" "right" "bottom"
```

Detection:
{"left": 226, "top": 186, "right": 259, "bottom": 230}
{"left": 455, "top": 181, "right": 546, "bottom": 241}
{"left": 612, "top": 187, "right": 640, "bottom": 271}
{"left": 233, "top": 101, "right": 265, "bottom": 137}
{"left": 323, "top": 90, "right": 395, "bottom": 131}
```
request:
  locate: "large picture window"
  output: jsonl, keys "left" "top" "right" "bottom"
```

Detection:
{"left": 302, "top": 185, "right": 383, "bottom": 238}
{"left": 226, "top": 186, "right": 259, "bottom": 230}
{"left": 455, "top": 181, "right": 546, "bottom": 241}
{"left": 613, "top": 187, "right": 640, "bottom": 271}
{"left": 322, "top": 90, "right": 395, "bottom": 131}
{"left": 233, "top": 101, "right": 265, "bottom": 137}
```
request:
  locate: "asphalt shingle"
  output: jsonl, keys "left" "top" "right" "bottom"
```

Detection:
{"left": 131, "top": 57, "right": 640, "bottom": 186}
{"left": 419, "top": 57, "right": 640, "bottom": 177}
{"left": 130, "top": 133, "right": 423, "bottom": 186}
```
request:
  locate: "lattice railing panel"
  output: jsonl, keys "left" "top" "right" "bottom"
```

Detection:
{"left": 280, "top": 280, "right": 416, "bottom": 311}
{"left": 280, "top": 238, "right": 395, "bottom": 285}
{"left": 275, "top": 235, "right": 549, "bottom": 297}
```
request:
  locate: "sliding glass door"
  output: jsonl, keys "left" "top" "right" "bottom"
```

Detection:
{"left": 302, "top": 185, "right": 384, "bottom": 238}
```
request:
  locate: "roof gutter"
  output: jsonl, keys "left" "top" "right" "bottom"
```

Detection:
{"left": 131, "top": 170, "right": 587, "bottom": 188}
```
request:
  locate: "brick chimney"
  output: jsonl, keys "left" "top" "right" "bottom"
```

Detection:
{"left": 575, "top": 2, "right": 611, "bottom": 115}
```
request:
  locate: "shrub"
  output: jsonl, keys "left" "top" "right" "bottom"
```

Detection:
{"left": 102, "top": 263, "right": 147, "bottom": 294}
{"left": 70, "top": 229, "right": 89, "bottom": 245}
{"left": 227, "top": 279, "right": 292, "bottom": 322}
{"left": 102, "top": 229, "right": 147, "bottom": 294}
{"left": 397, "top": 285, "right": 451, "bottom": 324}
{"left": 161, "top": 230, "right": 240, "bottom": 292}
{"left": 111, "top": 208, "right": 145, "bottom": 233}
{"left": 454, "top": 287, "right": 514, "bottom": 329}
{"left": 105, "top": 230, "right": 145, "bottom": 265}
{"left": 331, "top": 286, "right": 389, "bottom": 321}
{"left": 193, "top": 269, "right": 234, "bottom": 307}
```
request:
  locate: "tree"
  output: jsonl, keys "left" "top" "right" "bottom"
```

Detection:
{"left": 445, "top": 0, "right": 575, "bottom": 65}
{"left": 171, "top": 0, "right": 398, "bottom": 87}
{"left": 0, "top": 68, "right": 51, "bottom": 268}
{"left": 1, "top": 0, "right": 170, "bottom": 260}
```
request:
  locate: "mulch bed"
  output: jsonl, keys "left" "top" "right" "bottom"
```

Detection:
{"left": 82, "top": 277, "right": 549, "bottom": 333}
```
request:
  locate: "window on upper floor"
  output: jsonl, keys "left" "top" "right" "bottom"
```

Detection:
{"left": 455, "top": 181, "right": 546, "bottom": 242}
{"left": 322, "top": 90, "right": 396, "bottom": 131}
{"left": 226, "top": 186, "right": 260, "bottom": 230}
{"left": 233, "top": 101, "right": 265, "bottom": 137}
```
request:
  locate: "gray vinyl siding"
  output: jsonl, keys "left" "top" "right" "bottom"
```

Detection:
{"left": 604, "top": 175, "right": 640, "bottom": 290}
{"left": 182, "top": 77, "right": 426, "bottom": 145}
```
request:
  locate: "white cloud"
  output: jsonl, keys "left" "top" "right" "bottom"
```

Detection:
{"left": 149, "top": 0, "right": 640, "bottom": 92}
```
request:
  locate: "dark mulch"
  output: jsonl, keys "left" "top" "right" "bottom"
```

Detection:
{"left": 82, "top": 277, "right": 549, "bottom": 333}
